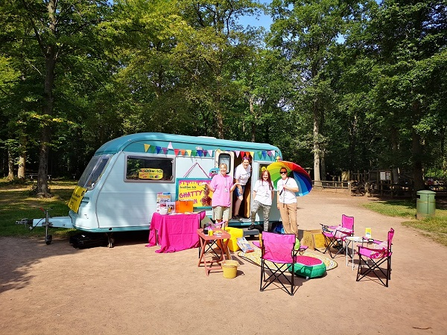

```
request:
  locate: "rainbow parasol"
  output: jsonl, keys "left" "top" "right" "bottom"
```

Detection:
{"left": 267, "top": 161, "right": 312, "bottom": 196}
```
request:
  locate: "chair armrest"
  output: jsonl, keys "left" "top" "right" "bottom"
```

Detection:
{"left": 357, "top": 245, "right": 388, "bottom": 258}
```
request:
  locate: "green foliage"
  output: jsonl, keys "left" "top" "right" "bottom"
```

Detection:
{"left": 0, "top": 0, "right": 445, "bottom": 191}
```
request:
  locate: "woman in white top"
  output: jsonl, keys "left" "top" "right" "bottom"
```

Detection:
{"left": 249, "top": 169, "right": 274, "bottom": 232}
{"left": 233, "top": 157, "right": 251, "bottom": 219}
{"left": 276, "top": 168, "right": 299, "bottom": 236}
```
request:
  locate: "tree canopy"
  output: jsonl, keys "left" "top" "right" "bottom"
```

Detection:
{"left": 0, "top": 0, "right": 445, "bottom": 196}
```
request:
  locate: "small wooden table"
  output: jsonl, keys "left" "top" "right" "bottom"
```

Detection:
{"left": 197, "top": 228, "right": 231, "bottom": 276}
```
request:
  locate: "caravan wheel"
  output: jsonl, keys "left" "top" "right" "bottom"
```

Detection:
{"left": 45, "top": 235, "right": 52, "bottom": 245}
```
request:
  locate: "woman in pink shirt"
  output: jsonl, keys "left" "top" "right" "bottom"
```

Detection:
{"left": 208, "top": 163, "right": 239, "bottom": 227}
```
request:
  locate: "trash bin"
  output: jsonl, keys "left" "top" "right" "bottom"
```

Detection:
{"left": 416, "top": 190, "right": 436, "bottom": 219}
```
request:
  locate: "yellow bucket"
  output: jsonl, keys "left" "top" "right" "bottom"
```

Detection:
{"left": 221, "top": 260, "right": 239, "bottom": 279}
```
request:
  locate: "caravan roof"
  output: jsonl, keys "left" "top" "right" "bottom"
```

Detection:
{"left": 95, "top": 132, "right": 282, "bottom": 158}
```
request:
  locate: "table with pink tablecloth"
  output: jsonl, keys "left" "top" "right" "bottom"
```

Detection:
{"left": 147, "top": 211, "right": 206, "bottom": 253}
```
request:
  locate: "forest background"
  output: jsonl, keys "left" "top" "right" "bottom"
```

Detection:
{"left": 0, "top": 0, "right": 446, "bottom": 197}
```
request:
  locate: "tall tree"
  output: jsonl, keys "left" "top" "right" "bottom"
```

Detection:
{"left": 366, "top": 0, "right": 447, "bottom": 191}
{"left": 0, "top": 0, "right": 111, "bottom": 196}
{"left": 177, "top": 0, "right": 262, "bottom": 138}
{"left": 269, "top": 0, "right": 344, "bottom": 183}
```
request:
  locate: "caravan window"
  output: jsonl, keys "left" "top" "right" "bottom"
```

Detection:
{"left": 78, "top": 155, "right": 111, "bottom": 190}
{"left": 126, "top": 156, "right": 174, "bottom": 182}
{"left": 218, "top": 153, "right": 232, "bottom": 174}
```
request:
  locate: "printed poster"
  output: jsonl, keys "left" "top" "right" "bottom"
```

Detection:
{"left": 176, "top": 178, "right": 213, "bottom": 208}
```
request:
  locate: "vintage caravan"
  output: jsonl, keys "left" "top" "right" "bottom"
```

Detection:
{"left": 27, "top": 132, "right": 283, "bottom": 242}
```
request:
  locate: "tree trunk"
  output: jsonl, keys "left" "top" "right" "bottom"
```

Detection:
{"left": 7, "top": 149, "right": 14, "bottom": 180}
{"left": 249, "top": 95, "right": 256, "bottom": 142}
{"left": 411, "top": 130, "right": 425, "bottom": 193}
{"left": 36, "top": 0, "right": 57, "bottom": 197}
{"left": 313, "top": 115, "right": 322, "bottom": 187}
{"left": 17, "top": 134, "right": 26, "bottom": 179}
{"left": 411, "top": 101, "right": 425, "bottom": 194}
{"left": 390, "top": 127, "right": 400, "bottom": 184}
{"left": 17, "top": 156, "right": 25, "bottom": 179}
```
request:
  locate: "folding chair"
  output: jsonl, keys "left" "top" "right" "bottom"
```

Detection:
{"left": 321, "top": 214, "right": 354, "bottom": 258}
{"left": 260, "top": 232, "right": 298, "bottom": 296}
{"left": 356, "top": 228, "right": 394, "bottom": 287}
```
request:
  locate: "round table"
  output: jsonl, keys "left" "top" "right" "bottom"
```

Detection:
{"left": 345, "top": 236, "right": 364, "bottom": 270}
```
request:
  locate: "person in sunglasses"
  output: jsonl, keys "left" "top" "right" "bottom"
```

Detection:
{"left": 276, "top": 168, "right": 299, "bottom": 236}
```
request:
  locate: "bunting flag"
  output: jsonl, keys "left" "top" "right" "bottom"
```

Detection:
{"left": 143, "top": 144, "right": 279, "bottom": 161}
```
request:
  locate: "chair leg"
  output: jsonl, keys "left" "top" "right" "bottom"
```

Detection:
{"left": 356, "top": 255, "right": 391, "bottom": 287}
{"left": 323, "top": 237, "right": 344, "bottom": 259}
{"left": 260, "top": 261, "right": 295, "bottom": 295}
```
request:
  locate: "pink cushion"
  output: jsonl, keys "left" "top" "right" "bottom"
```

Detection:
{"left": 296, "top": 255, "right": 323, "bottom": 266}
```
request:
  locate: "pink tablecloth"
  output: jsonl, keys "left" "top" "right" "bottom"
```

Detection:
{"left": 147, "top": 211, "right": 206, "bottom": 253}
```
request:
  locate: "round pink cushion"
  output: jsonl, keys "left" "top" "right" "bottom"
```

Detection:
{"left": 296, "top": 255, "right": 323, "bottom": 266}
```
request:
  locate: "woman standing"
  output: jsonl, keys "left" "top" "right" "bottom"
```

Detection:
{"left": 249, "top": 170, "right": 274, "bottom": 232}
{"left": 276, "top": 168, "right": 299, "bottom": 236}
{"left": 208, "top": 163, "right": 239, "bottom": 227}
{"left": 233, "top": 157, "right": 251, "bottom": 219}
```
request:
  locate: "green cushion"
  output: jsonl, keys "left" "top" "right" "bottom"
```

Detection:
{"left": 288, "top": 256, "right": 327, "bottom": 279}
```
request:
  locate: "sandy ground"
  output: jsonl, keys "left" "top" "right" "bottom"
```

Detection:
{"left": 1, "top": 190, "right": 446, "bottom": 335}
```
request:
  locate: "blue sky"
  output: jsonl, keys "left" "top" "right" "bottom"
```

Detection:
{"left": 238, "top": 0, "right": 273, "bottom": 30}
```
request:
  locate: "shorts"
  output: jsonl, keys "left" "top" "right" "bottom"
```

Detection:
{"left": 213, "top": 206, "right": 230, "bottom": 222}
{"left": 235, "top": 185, "right": 246, "bottom": 197}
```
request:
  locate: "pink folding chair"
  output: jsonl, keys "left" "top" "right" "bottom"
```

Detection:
{"left": 321, "top": 214, "right": 354, "bottom": 258}
{"left": 356, "top": 228, "right": 394, "bottom": 287}
{"left": 260, "top": 232, "right": 298, "bottom": 296}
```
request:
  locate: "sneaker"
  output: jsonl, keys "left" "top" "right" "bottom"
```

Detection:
{"left": 248, "top": 224, "right": 255, "bottom": 230}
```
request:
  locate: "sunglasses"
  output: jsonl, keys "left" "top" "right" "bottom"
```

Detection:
{"left": 280, "top": 171, "right": 287, "bottom": 175}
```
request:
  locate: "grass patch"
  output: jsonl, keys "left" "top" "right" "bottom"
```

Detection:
{"left": 363, "top": 200, "right": 416, "bottom": 219}
{"left": 0, "top": 178, "right": 77, "bottom": 239}
{"left": 363, "top": 199, "right": 447, "bottom": 247}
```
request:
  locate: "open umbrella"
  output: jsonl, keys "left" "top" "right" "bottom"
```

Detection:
{"left": 267, "top": 161, "right": 312, "bottom": 196}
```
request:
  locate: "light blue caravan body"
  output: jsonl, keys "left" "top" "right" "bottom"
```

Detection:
{"left": 34, "top": 133, "right": 283, "bottom": 234}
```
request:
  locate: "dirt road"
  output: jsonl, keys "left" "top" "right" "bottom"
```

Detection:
{"left": 1, "top": 190, "right": 446, "bottom": 334}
